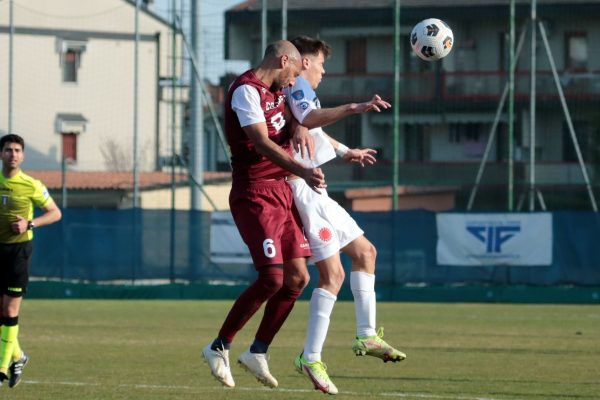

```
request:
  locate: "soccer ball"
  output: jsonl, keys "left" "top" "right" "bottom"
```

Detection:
{"left": 410, "top": 18, "right": 454, "bottom": 61}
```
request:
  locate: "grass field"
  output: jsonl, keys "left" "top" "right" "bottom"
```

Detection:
{"left": 3, "top": 299, "right": 599, "bottom": 399}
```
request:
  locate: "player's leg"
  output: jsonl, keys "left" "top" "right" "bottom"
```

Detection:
{"left": 294, "top": 255, "right": 343, "bottom": 395}
{"left": 202, "top": 265, "right": 284, "bottom": 387}
{"left": 0, "top": 241, "right": 31, "bottom": 388}
{"left": 203, "top": 182, "right": 294, "bottom": 387}
{"left": 238, "top": 257, "right": 309, "bottom": 388}
{"left": 238, "top": 190, "right": 313, "bottom": 388}
{"left": 0, "top": 295, "right": 23, "bottom": 385}
{"left": 342, "top": 236, "right": 406, "bottom": 363}
{"left": 342, "top": 236, "right": 377, "bottom": 336}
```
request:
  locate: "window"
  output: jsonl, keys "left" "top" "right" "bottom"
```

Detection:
{"left": 55, "top": 113, "right": 87, "bottom": 163}
{"left": 58, "top": 39, "right": 86, "bottom": 83}
{"left": 346, "top": 38, "right": 367, "bottom": 75}
{"left": 405, "top": 124, "right": 425, "bottom": 161}
{"left": 565, "top": 32, "right": 588, "bottom": 71}
{"left": 449, "top": 123, "right": 482, "bottom": 143}
{"left": 62, "top": 133, "right": 77, "bottom": 162}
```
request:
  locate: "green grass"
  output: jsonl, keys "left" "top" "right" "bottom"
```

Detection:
{"left": 5, "top": 300, "right": 600, "bottom": 399}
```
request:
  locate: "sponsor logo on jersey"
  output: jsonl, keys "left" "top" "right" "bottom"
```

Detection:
{"left": 318, "top": 227, "right": 333, "bottom": 242}
{"left": 1, "top": 195, "right": 8, "bottom": 206}
{"left": 42, "top": 187, "right": 50, "bottom": 200}
{"left": 292, "top": 90, "right": 304, "bottom": 100}
{"left": 265, "top": 94, "right": 286, "bottom": 111}
{"left": 299, "top": 101, "right": 310, "bottom": 110}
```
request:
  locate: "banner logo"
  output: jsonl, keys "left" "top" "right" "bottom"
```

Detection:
{"left": 466, "top": 223, "right": 521, "bottom": 253}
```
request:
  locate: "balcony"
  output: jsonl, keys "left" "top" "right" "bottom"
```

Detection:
{"left": 323, "top": 160, "right": 596, "bottom": 187}
{"left": 317, "top": 70, "right": 600, "bottom": 105}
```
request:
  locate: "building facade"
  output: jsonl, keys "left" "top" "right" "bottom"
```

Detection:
{"left": 0, "top": 0, "right": 184, "bottom": 173}
{"left": 225, "top": 0, "right": 600, "bottom": 209}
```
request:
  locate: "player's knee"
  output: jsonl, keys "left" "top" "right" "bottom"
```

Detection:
{"left": 334, "top": 267, "right": 346, "bottom": 289}
{"left": 257, "top": 268, "right": 284, "bottom": 295}
{"left": 352, "top": 242, "right": 377, "bottom": 270}
{"left": 285, "top": 268, "right": 310, "bottom": 292}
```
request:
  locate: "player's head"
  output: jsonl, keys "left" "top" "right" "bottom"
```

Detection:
{"left": 290, "top": 35, "right": 331, "bottom": 89}
{"left": 0, "top": 133, "right": 25, "bottom": 171}
{"left": 263, "top": 40, "right": 302, "bottom": 90}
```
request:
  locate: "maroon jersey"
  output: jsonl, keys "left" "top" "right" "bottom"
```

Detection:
{"left": 225, "top": 69, "right": 293, "bottom": 182}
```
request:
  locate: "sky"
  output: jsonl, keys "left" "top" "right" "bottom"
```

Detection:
{"left": 152, "top": 0, "right": 248, "bottom": 84}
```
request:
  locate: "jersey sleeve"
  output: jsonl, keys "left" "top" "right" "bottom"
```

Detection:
{"left": 231, "top": 84, "right": 266, "bottom": 127}
{"left": 31, "top": 179, "right": 53, "bottom": 208}
{"left": 285, "top": 78, "right": 318, "bottom": 124}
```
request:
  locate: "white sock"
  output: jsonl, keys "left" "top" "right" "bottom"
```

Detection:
{"left": 350, "top": 271, "right": 377, "bottom": 337}
{"left": 303, "top": 288, "right": 337, "bottom": 362}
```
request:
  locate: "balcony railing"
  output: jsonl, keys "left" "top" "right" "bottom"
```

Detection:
{"left": 317, "top": 70, "right": 600, "bottom": 104}
{"left": 323, "top": 160, "right": 596, "bottom": 187}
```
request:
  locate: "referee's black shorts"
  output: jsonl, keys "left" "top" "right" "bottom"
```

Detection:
{"left": 0, "top": 241, "right": 33, "bottom": 297}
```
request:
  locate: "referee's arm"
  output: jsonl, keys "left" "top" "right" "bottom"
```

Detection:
{"left": 34, "top": 201, "right": 62, "bottom": 228}
{"left": 11, "top": 202, "right": 62, "bottom": 235}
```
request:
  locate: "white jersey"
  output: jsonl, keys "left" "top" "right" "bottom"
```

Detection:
{"left": 284, "top": 76, "right": 336, "bottom": 168}
{"left": 285, "top": 76, "right": 362, "bottom": 263}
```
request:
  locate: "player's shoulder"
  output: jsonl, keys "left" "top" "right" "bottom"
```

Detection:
{"left": 288, "top": 77, "right": 314, "bottom": 102}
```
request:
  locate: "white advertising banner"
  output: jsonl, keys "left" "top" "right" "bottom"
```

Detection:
{"left": 210, "top": 211, "right": 252, "bottom": 264}
{"left": 436, "top": 213, "right": 553, "bottom": 266}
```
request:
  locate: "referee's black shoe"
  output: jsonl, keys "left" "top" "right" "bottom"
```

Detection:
{"left": 8, "top": 352, "right": 28, "bottom": 388}
{"left": 0, "top": 370, "right": 7, "bottom": 386}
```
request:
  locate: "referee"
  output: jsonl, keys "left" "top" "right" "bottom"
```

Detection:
{"left": 0, "top": 134, "right": 61, "bottom": 388}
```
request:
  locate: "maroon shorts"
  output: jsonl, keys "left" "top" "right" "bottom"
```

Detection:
{"left": 230, "top": 179, "right": 311, "bottom": 267}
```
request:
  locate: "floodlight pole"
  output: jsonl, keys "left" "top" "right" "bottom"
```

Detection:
{"left": 261, "top": 0, "right": 267, "bottom": 55}
{"left": 190, "top": 0, "right": 204, "bottom": 211}
{"left": 528, "top": 0, "right": 537, "bottom": 211}
{"left": 507, "top": 0, "right": 516, "bottom": 211}
{"left": 281, "top": 0, "right": 287, "bottom": 39}
{"left": 133, "top": 0, "right": 140, "bottom": 208}
{"left": 392, "top": 0, "right": 401, "bottom": 211}
{"left": 8, "top": 0, "right": 14, "bottom": 134}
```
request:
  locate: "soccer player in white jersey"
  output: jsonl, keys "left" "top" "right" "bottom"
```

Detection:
{"left": 283, "top": 36, "right": 406, "bottom": 394}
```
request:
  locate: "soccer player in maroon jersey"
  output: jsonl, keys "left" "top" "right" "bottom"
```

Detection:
{"left": 202, "top": 40, "right": 325, "bottom": 389}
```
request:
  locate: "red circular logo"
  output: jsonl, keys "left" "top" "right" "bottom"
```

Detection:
{"left": 318, "top": 227, "right": 333, "bottom": 242}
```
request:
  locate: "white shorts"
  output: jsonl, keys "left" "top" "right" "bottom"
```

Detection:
{"left": 287, "top": 178, "right": 364, "bottom": 263}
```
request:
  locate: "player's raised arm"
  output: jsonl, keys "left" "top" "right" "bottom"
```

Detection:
{"left": 301, "top": 94, "right": 391, "bottom": 130}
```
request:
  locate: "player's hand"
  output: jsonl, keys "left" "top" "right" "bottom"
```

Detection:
{"left": 302, "top": 167, "right": 326, "bottom": 194}
{"left": 292, "top": 125, "right": 314, "bottom": 160}
{"left": 343, "top": 148, "right": 377, "bottom": 167}
{"left": 11, "top": 215, "right": 28, "bottom": 235}
{"left": 357, "top": 94, "right": 391, "bottom": 113}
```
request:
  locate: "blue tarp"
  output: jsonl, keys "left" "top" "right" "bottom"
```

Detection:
{"left": 31, "top": 209, "right": 600, "bottom": 286}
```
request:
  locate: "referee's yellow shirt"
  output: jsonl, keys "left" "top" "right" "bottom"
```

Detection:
{"left": 0, "top": 170, "right": 53, "bottom": 244}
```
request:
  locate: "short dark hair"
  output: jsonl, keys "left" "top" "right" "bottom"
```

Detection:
{"left": 290, "top": 35, "right": 332, "bottom": 59}
{"left": 0, "top": 134, "right": 25, "bottom": 151}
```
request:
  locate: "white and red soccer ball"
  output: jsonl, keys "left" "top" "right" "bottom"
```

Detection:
{"left": 410, "top": 18, "right": 454, "bottom": 61}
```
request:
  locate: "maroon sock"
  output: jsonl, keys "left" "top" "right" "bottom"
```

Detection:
{"left": 218, "top": 266, "right": 283, "bottom": 343}
{"left": 254, "top": 284, "right": 303, "bottom": 345}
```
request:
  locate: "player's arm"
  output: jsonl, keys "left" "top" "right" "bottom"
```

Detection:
{"left": 323, "top": 132, "right": 377, "bottom": 167}
{"left": 11, "top": 201, "right": 61, "bottom": 235}
{"left": 302, "top": 95, "right": 391, "bottom": 130}
{"left": 243, "top": 123, "right": 325, "bottom": 191}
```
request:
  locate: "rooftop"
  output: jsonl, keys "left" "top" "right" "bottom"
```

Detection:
{"left": 28, "top": 171, "right": 230, "bottom": 191}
